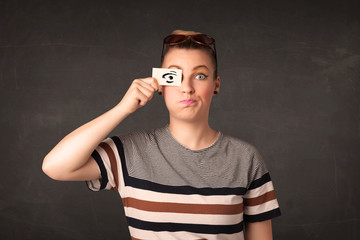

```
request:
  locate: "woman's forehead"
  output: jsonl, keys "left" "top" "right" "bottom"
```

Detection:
{"left": 162, "top": 48, "right": 214, "bottom": 68}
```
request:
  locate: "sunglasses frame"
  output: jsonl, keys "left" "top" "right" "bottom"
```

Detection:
{"left": 163, "top": 34, "right": 215, "bottom": 45}
{"left": 161, "top": 33, "right": 217, "bottom": 63}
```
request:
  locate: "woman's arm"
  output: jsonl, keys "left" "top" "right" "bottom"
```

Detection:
{"left": 42, "top": 78, "right": 159, "bottom": 181}
{"left": 245, "top": 220, "right": 273, "bottom": 240}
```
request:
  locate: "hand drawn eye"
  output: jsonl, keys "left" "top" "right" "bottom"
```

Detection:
{"left": 162, "top": 71, "right": 177, "bottom": 84}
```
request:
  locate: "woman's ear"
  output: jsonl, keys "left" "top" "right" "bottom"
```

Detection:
{"left": 158, "top": 85, "right": 163, "bottom": 95}
{"left": 214, "top": 76, "right": 221, "bottom": 95}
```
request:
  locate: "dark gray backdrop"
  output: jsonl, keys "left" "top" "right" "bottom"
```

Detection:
{"left": 1, "top": 0, "right": 359, "bottom": 239}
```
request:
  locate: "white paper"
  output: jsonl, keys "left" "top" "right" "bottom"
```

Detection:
{"left": 152, "top": 68, "right": 182, "bottom": 86}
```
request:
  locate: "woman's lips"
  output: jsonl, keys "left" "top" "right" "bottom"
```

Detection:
{"left": 180, "top": 99, "right": 196, "bottom": 105}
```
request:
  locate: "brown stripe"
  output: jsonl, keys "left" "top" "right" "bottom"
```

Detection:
{"left": 100, "top": 142, "right": 119, "bottom": 191}
{"left": 243, "top": 190, "right": 276, "bottom": 206}
{"left": 122, "top": 197, "right": 243, "bottom": 215}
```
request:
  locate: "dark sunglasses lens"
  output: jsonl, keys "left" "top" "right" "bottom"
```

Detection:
{"left": 192, "top": 34, "right": 215, "bottom": 45}
{"left": 164, "top": 35, "right": 187, "bottom": 45}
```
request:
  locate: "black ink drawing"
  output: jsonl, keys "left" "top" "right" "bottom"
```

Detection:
{"left": 162, "top": 71, "right": 177, "bottom": 84}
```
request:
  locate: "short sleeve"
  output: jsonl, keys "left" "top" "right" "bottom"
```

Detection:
{"left": 86, "top": 136, "right": 122, "bottom": 192}
{"left": 243, "top": 148, "right": 281, "bottom": 222}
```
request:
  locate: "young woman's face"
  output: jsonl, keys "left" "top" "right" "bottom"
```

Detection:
{"left": 161, "top": 48, "right": 220, "bottom": 123}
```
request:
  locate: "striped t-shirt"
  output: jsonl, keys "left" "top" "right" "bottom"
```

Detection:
{"left": 86, "top": 126, "right": 281, "bottom": 240}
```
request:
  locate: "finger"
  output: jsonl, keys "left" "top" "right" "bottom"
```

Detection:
{"left": 134, "top": 78, "right": 157, "bottom": 94}
{"left": 134, "top": 82, "right": 155, "bottom": 99}
{"left": 150, "top": 78, "right": 162, "bottom": 94}
{"left": 132, "top": 87, "right": 149, "bottom": 106}
{"left": 132, "top": 80, "right": 158, "bottom": 102}
{"left": 142, "top": 77, "right": 160, "bottom": 91}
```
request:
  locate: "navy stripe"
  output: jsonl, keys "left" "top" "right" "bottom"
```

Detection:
{"left": 111, "top": 136, "right": 247, "bottom": 196}
{"left": 127, "top": 217, "right": 243, "bottom": 234}
{"left": 244, "top": 208, "right": 281, "bottom": 222}
{"left": 91, "top": 150, "right": 108, "bottom": 190}
{"left": 111, "top": 136, "right": 127, "bottom": 186}
{"left": 248, "top": 172, "right": 271, "bottom": 190}
{"left": 129, "top": 177, "right": 247, "bottom": 195}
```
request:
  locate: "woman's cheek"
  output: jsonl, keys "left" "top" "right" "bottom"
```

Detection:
{"left": 163, "top": 86, "right": 179, "bottom": 104}
{"left": 200, "top": 85, "right": 215, "bottom": 100}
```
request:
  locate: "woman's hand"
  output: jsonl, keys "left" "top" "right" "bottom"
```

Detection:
{"left": 118, "top": 77, "right": 160, "bottom": 114}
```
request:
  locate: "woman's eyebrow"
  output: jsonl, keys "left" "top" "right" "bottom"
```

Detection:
{"left": 167, "top": 65, "right": 209, "bottom": 70}
{"left": 167, "top": 65, "right": 182, "bottom": 69}
{"left": 193, "top": 65, "right": 209, "bottom": 70}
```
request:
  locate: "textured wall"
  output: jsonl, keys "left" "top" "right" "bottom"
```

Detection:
{"left": 1, "top": 0, "right": 359, "bottom": 239}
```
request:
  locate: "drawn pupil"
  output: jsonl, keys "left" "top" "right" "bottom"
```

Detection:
{"left": 162, "top": 73, "right": 175, "bottom": 81}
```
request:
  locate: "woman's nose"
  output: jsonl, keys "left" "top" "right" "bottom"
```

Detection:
{"left": 181, "top": 77, "right": 195, "bottom": 94}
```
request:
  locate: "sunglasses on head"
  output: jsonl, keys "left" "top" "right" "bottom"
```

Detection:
{"left": 161, "top": 33, "right": 217, "bottom": 62}
{"left": 163, "top": 33, "right": 215, "bottom": 46}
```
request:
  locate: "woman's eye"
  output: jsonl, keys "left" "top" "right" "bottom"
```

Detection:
{"left": 195, "top": 73, "right": 207, "bottom": 80}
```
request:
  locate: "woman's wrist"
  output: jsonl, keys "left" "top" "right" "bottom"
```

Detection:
{"left": 113, "top": 100, "right": 134, "bottom": 118}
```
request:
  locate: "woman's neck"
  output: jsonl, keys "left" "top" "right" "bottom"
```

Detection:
{"left": 167, "top": 120, "right": 218, "bottom": 151}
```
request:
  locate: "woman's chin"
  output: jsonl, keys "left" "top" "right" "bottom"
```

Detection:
{"left": 169, "top": 110, "right": 207, "bottom": 123}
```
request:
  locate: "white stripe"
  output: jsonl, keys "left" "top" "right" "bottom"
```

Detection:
{"left": 244, "top": 199, "right": 279, "bottom": 215}
{"left": 123, "top": 186, "right": 243, "bottom": 205}
{"left": 124, "top": 207, "right": 243, "bottom": 225}
{"left": 129, "top": 226, "right": 244, "bottom": 240}
{"left": 86, "top": 179, "right": 101, "bottom": 191}
{"left": 244, "top": 181, "right": 274, "bottom": 198}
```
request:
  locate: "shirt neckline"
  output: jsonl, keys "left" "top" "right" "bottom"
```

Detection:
{"left": 163, "top": 125, "right": 222, "bottom": 153}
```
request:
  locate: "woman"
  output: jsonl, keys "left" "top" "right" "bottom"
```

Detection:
{"left": 42, "top": 30, "right": 281, "bottom": 240}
